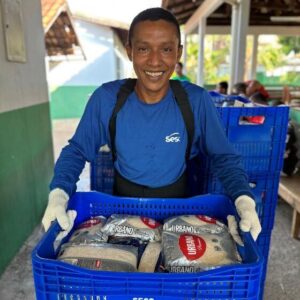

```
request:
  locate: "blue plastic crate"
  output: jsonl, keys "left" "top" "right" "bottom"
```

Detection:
{"left": 256, "top": 231, "right": 273, "bottom": 300}
{"left": 256, "top": 231, "right": 272, "bottom": 261}
{"left": 32, "top": 192, "right": 263, "bottom": 300}
{"left": 196, "top": 172, "right": 281, "bottom": 232}
{"left": 195, "top": 178, "right": 276, "bottom": 300}
{"left": 208, "top": 91, "right": 250, "bottom": 106}
{"left": 200, "top": 106, "right": 289, "bottom": 174}
{"left": 90, "top": 151, "right": 114, "bottom": 194}
{"left": 198, "top": 106, "right": 290, "bottom": 174}
{"left": 217, "top": 106, "right": 289, "bottom": 173}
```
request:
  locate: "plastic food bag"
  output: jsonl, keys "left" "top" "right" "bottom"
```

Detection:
{"left": 58, "top": 243, "right": 138, "bottom": 272}
{"left": 162, "top": 231, "right": 241, "bottom": 273}
{"left": 163, "top": 214, "right": 227, "bottom": 235}
{"left": 69, "top": 216, "right": 108, "bottom": 244}
{"left": 101, "top": 214, "right": 162, "bottom": 242}
{"left": 138, "top": 242, "right": 162, "bottom": 273}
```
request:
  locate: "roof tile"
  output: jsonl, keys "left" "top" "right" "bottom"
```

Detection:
{"left": 41, "top": 0, "right": 66, "bottom": 29}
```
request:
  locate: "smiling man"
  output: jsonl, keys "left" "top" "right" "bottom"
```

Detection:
{"left": 126, "top": 17, "right": 182, "bottom": 102}
{"left": 42, "top": 8, "right": 261, "bottom": 241}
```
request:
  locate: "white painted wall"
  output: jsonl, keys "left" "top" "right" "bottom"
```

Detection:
{"left": 48, "top": 20, "right": 132, "bottom": 87}
{"left": 0, "top": 0, "right": 49, "bottom": 113}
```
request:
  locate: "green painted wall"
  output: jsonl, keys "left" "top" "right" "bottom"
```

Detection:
{"left": 0, "top": 102, "right": 54, "bottom": 274}
{"left": 50, "top": 86, "right": 97, "bottom": 119}
{"left": 290, "top": 107, "right": 300, "bottom": 125}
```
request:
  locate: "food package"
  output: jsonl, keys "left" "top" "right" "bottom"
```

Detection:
{"left": 138, "top": 242, "right": 162, "bottom": 273}
{"left": 101, "top": 214, "right": 162, "bottom": 242}
{"left": 69, "top": 216, "right": 108, "bottom": 244}
{"left": 162, "top": 231, "right": 241, "bottom": 273}
{"left": 58, "top": 243, "right": 138, "bottom": 272}
{"left": 163, "top": 214, "right": 227, "bottom": 235}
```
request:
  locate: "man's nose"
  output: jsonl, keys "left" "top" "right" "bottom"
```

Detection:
{"left": 148, "top": 50, "right": 162, "bottom": 66}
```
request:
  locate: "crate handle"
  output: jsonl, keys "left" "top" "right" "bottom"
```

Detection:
{"left": 238, "top": 116, "right": 266, "bottom": 125}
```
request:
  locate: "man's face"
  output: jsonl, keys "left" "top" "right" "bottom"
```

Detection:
{"left": 216, "top": 84, "right": 225, "bottom": 94}
{"left": 126, "top": 20, "right": 182, "bottom": 101}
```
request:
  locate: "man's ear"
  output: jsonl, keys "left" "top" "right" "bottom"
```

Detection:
{"left": 177, "top": 45, "right": 183, "bottom": 62}
{"left": 126, "top": 44, "right": 133, "bottom": 61}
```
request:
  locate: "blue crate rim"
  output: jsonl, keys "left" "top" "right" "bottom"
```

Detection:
{"left": 32, "top": 192, "right": 263, "bottom": 279}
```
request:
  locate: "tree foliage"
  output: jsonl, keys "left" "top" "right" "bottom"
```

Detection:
{"left": 185, "top": 34, "right": 298, "bottom": 85}
{"left": 186, "top": 35, "right": 230, "bottom": 84}
{"left": 257, "top": 43, "right": 284, "bottom": 72}
{"left": 278, "top": 36, "right": 300, "bottom": 54}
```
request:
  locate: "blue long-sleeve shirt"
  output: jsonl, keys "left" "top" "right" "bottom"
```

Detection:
{"left": 50, "top": 79, "right": 253, "bottom": 200}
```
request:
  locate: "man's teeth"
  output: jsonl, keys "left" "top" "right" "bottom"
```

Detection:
{"left": 145, "top": 71, "right": 163, "bottom": 77}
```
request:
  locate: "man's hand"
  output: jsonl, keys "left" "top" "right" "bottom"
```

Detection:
{"left": 42, "top": 188, "right": 70, "bottom": 231}
{"left": 235, "top": 195, "right": 262, "bottom": 241}
{"left": 227, "top": 215, "right": 244, "bottom": 246}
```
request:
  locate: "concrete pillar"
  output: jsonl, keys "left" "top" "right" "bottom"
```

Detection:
{"left": 229, "top": 0, "right": 250, "bottom": 91}
{"left": 197, "top": 17, "right": 206, "bottom": 86}
{"left": 249, "top": 34, "right": 258, "bottom": 80}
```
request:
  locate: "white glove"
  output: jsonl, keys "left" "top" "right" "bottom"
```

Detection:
{"left": 53, "top": 210, "right": 77, "bottom": 251}
{"left": 42, "top": 188, "right": 74, "bottom": 232}
{"left": 235, "top": 195, "right": 262, "bottom": 241}
{"left": 227, "top": 215, "right": 244, "bottom": 246}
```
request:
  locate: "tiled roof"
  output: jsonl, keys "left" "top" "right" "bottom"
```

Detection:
{"left": 41, "top": 0, "right": 66, "bottom": 31}
{"left": 41, "top": 0, "right": 82, "bottom": 57}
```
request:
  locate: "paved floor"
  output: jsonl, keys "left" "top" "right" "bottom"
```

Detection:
{"left": 0, "top": 119, "right": 299, "bottom": 300}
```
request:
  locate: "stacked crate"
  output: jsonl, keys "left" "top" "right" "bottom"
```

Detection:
{"left": 195, "top": 106, "right": 289, "bottom": 299}
{"left": 90, "top": 106, "right": 289, "bottom": 299}
{"left": 90, "top": 151, "right": 114, "bottom": 194}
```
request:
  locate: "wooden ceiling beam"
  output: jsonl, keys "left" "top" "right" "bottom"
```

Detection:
{"left": 175, "top": 7, "right": 203, "bottom": 20}
{"left": 166, "top": 0, "right": 195, "bottom": 10}
{"left": 166, "top": 0, "right": 300, "bottom": 28}
{"left": 185, "top": 0, "right": 234, "bottom": 33}
{"left": 161, "top": 0, "right": 170, "bottom": 8}
{"left": 169, "top": 0, "right": 202, "bottom": 14}
{"left": 251, "top": 3, "right": 300, "bottom": 11}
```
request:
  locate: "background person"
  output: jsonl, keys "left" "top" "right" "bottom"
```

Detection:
{"left": 42, "top": 7, "right": 261, "bottom": 242}
{"left": 216, "top": 81, "right": 228, "bottom": 95}
{"left": 172, "top": 62, "right": 190, "bottom": 82}
{"left": 246, "top": 80, "right": 270, "bottom": 104}
{"left": 232, "top": 82, "right": 247, "bottom": 97}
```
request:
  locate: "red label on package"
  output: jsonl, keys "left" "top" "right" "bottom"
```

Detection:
{"left": 196, "top": 215, "right": 217, "bottom": 224}
{"left": 141, "top": 217, "right": 160, "bottom": 229}
{"left": 179, "top": 234, "right": 206, "bottom": 261}
{"left": 77, "top": 218, "right": 101, "bottom": 229}
{"left": 95, "top": 260, "right": 102, "bottom": 269}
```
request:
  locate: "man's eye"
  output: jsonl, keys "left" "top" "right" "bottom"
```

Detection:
{"left": 138, "top": 47, "right": 148, "bottom": 53}
{"left": 163, "top": 47, "right": 172, "bottom": 53}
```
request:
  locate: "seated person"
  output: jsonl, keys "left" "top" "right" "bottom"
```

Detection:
{"left": 216, "top": 81, "right": 228, "bottom": 95}
{"left": 246, "top": 80, "right": 269, "bottom": 104}
{"left": 282, "top": 122, "right": 299, "bottom": 176}
{"left": 232, "top": 82, "right": 247, "bottom": 97}
{"left": 233, "top": 82, "right": 265, "bottom": 124}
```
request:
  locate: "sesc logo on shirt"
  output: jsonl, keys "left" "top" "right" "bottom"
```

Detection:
{"left": 165, "top": 132, "right": 180, "bottom": 143}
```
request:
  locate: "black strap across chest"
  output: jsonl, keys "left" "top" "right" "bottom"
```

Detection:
{"left": 108, "top": 78, "right": 195, "bottom": 162}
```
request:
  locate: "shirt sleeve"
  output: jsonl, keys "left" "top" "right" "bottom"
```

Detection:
{"left": 199, "top": 90, "right": 254, "bottom": 200}
{"left": 50, "top": 87, "right": 106, "bottom": 196}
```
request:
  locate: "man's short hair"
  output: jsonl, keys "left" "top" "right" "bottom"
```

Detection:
{"left": 177, "top": 62, "right": 183, "bottom": 68}
{"left": 218, "top": 81, "right": 228, "bottom": 90}
{"left": 128, "top": 7, "right": 181, "bottom": 47}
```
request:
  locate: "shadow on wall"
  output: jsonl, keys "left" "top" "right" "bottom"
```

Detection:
{"left": 49, "top": 52, "right": 114, "bottom": 120}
